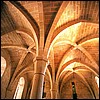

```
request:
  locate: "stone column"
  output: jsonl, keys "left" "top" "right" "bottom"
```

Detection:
{"left": 50, "top": 82, "right": 58, "bottom": 99}
{"left": 45, "top": 81, "right": 51, "bottom": 99}
{"left": 30, "top": 56, "right": 47, "bottom": 99}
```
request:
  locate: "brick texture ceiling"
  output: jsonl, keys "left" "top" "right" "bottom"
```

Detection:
{"left": 1, "top": 1, "right": 99, "bottom": 96}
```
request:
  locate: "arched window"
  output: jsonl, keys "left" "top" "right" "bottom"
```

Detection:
{"left": 1, "top": 56, "right": 6, "bottom": 77}
{"left": 95, "top": 76, "right": 99, "bottom": 88}
{"left": 13, "top": 77, "right": 25, "bottom": 99}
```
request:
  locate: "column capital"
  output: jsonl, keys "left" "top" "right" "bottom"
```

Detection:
{"left": 33, "top": 56, "right": 48, "bottom": 63}
{"left": 33, "top": 56, "right": 48, "bottom": 75}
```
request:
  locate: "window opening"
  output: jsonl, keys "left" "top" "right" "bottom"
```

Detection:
{"left": 13, "top": 77, "right": 25, "bottom": 99}
{"left": 1, "top": 56, "right": 6, "bottom": 77}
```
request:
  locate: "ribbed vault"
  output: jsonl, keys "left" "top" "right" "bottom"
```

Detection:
{"left": 1, "top": 1, "right": 99, "bottom": 99}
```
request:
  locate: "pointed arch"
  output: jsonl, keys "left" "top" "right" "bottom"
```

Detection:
{"left": 13, "top": 77, "right": 25, "bottom": 99}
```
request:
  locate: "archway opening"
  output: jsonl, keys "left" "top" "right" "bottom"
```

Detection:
{"left": 1, "top": 56, "right": 6, "bottom": 77}
{"left": 95, "top": 76, "right": 99, "bottom": 88}
{"left": 13, "top": 77, "right": 25, "bottom": 99}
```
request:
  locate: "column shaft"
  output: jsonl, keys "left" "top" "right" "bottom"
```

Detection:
{"left": 30, "top": 73, "right": 44, "bottom": 99}
{"left": 50, "top": 82, "right": 58, "bottom": 99}
{"left": 51, "top": 90, "right": 57, "bottom": 99}
{"left": 30, "top": 56, "right": 47, "bottom": 99}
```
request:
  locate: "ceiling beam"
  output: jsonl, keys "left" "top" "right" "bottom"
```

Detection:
{"left": 77, "top": 34, "right": 99, "bottom": 45}
{"left": 1, "top": 44, "right": 27, "bottom": 50}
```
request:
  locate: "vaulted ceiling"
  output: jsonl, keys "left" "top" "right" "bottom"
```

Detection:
{"left": 1, "top": 1, "right": 99, "bottom": 99}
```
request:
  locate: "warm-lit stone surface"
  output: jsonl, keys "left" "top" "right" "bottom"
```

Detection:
{"left": 1, "top": 1, "right": 99, "bottom": 99}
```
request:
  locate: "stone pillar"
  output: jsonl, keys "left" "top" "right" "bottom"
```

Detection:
{"left": 57, "top": 89, "right": 60, "bottom": 99}
{"left": 50, "top": 82, "right": 58, "bottom": 99}
{"left": 30, "top": 56, "right": 47, "bottom": 99}
{"left": 44, "top": 81, "right": 51, "bottom": 99}
{"left": 46, "top": 90, "right": 51, "bottom": 99}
